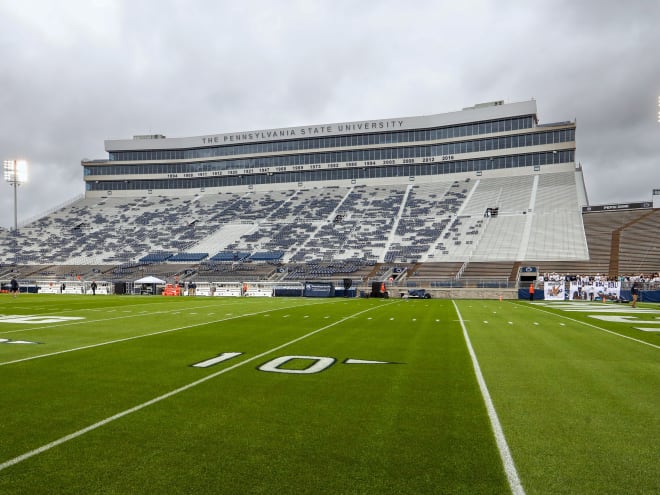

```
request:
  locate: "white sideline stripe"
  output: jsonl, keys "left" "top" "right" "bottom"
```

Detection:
{"left": 526, "top": 304, "right": 660, "bottom": 350}
{"left": 0, "top": 300, "right": 330, "bottom": 367}
{"left": 0, "top": 301, "right": 395, "bottom": 472}
{"left": 452, "top": 301, "right": 526, "bottom": 495}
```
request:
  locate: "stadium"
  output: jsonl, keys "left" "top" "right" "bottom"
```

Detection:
{"left": 1, "top": 100, "right": 659, "bottom": 494}
{"left": 1, "top": 99, "right": 658, "bottom": 298}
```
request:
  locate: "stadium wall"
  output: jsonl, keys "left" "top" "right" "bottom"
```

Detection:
{"left": 368, "top": 286, "right": 519, "bottom": 300}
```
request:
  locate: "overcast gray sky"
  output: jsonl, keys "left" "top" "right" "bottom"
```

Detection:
{"left": 1, "top": 0, "right": 658, "bottom": 229}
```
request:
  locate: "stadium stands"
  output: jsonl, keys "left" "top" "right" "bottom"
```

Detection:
{"left": 168, "top": 253, "right": 209, "bottom": 262}
{"left": 1, "top": 168, "right": 657, "bottom": 289}
{"left": 617, "top": 210, "right": 657, "bottom": 272}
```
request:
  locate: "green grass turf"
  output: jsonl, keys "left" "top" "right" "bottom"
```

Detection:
{"left": 0, "top": 295, "right": 658, "bottom": 494}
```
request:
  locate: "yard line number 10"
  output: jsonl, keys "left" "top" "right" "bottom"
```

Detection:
{"left": 191, "top": 352, "right": 397, "bottom": 374}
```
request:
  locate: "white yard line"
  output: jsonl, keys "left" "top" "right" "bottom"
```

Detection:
{"left": 0, "top": 300, "right": 330, "bottom": 366}
{"left": 452, "top": 301, "right": 526, "bottom": 495}
{"left": 0, "top": 301, "right": 394, "bottom": 472}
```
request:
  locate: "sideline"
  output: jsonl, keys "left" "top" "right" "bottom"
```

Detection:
{"left": 0, "top": 301, "right": 396, "bottom": 472}
{"left": 523, "top": 302, "right": 659, "bottom": 350}
{"left": 452, "top": 300, "right": 526, "bottom": 495}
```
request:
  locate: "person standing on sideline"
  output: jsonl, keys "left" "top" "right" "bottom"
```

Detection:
{"left": 91, "top": 281, "right": 97, "bottom": 295}
{"left": 529, "top": 282, "right": 535, "bottom": 301}
{"left": 631, "top": 282, "right": 639, "bottom": 308}
{"left": 9, "top": 277, "right": 19, "bottom": 298}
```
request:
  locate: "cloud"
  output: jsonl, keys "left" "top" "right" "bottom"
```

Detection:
{"left": 0, "top": 0, "right": 658, "bottom": 228}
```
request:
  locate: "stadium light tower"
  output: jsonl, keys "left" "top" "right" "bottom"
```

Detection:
{"left": 3, "top": 159, "right": 28, "bottom": 232}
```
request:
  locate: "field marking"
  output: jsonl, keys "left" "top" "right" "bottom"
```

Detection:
{"left": 0, "top": 300, "right": 334, "bottom": 367}
{"left": 343, "top": 358, "right": 398, "bottom": 365}
{"left": 0, "top": 301, "right": 395, "bottom": 473}
{"left": 0, "top": 315, "right": 85, "bottom": 324}
{"left": 0, "top": 338, "right": 40, "bottom": 344}
{"left": 532, "top": 302, "right": 660, "bottom": 314}
{"left": 526, "top": 304, "right": 660, "bottom": 350}
{"left": 192, "top": 352, "right": 243, "bottom": 368}
{"left": 452, "top": 301, "right": 526, "bottom": 495}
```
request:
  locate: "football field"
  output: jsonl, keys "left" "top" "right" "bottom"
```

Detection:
{"left": 1, "top": 295, "right": 658, "bottom": 494}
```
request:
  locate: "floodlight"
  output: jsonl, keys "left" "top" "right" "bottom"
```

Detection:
{"left": 3, "top": 159, "right": 28, "bottom": 231}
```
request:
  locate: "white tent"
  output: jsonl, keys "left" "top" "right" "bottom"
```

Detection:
{"left": 134, "top": 276, "right": 166, "bottom": 284}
